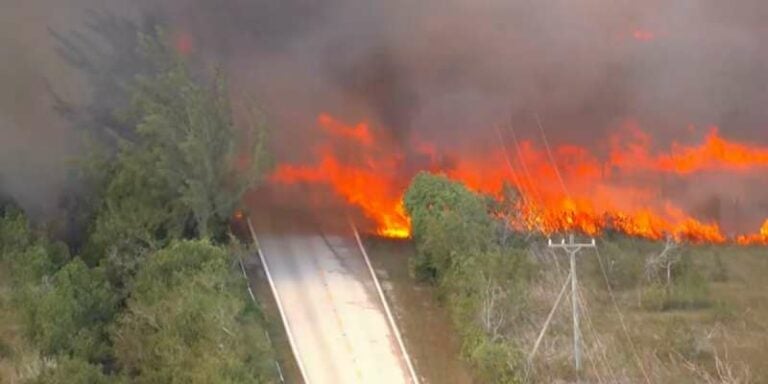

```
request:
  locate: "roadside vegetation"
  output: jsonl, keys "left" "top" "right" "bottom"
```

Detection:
{"left": 402, "top": 172, "right": 763, "bottom": 383}
{"left": 0, "top": 26, "right": 275, "bottom": 383}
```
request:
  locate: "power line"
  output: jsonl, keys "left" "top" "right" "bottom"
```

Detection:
{"left": 505, "top": 120, "right": 547, "bottom": 207}
{"left": 534, "top": 112, "right": 571, "bottom": 199}
{"left": 594, "top": 245, "right": 652, "bottom": 384}
{"left": 494, "top": 124, "right": 531, "bottom": 208}
{"left": 547, "top": 234, "right": 596, "bottom": 372}
{"left": 533, "top": 111, "right": 651, "bottom": 382}
{"left": 529, "top": 269, "right": 571, "bottom": 363}
{"left": 575, "top": 279, "right": 617, "bottom": 381}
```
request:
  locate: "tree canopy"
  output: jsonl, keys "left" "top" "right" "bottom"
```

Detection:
{"left": 0, "top": 27, "right": 276, "bottom": 383}
{"left": 403, "top": 172, "right": 527, "bottom": 383}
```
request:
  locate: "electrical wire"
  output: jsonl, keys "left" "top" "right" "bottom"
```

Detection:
{"left": 494, "top": 124, "right": 531, "bottom": 207}
{"left": 506, "top": 120, "right": 547, "bottom": 208}
{"left": 535, "top": 111, "right": 650, "bottom": 383}
{"left": 594, "top": 245, "right": 653, "bottom": 384}
{"left": 534, "top": 112, "right": 572, "bottom": 199}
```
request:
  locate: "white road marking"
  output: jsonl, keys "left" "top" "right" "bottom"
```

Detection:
{"left": 258, "top": 232, "right": 411, "bottom": 384}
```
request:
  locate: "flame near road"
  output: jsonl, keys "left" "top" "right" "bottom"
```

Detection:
{"left": 270, "top": 114, "right": 768, "bottom": 243}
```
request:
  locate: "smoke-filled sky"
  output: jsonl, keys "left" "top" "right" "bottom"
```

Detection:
{"left": 2, "top": 0, "right": 768, "bottom": 226}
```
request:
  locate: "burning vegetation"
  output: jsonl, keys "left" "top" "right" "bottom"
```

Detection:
{"left": 271, "top": 114, "right": 768, "bottom": 244}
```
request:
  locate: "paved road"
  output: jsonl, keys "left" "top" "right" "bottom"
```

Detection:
{"left": 257, "top": 230, "right": 412, "bottom": 384}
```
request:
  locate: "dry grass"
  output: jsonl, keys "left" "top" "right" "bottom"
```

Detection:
{"left": 365, "top": 237, "right": 476, "bottom": 384}
{"left": 364, "top": 237, "right": 767, "bottom": 384}
{"left": 522, "top": 242, "right": 764, "bottom": 383}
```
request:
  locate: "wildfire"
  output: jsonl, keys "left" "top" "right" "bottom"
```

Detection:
{"left": 270, "top": 114, "right": 411, "bottom": 238}
{"left": 270, "top": 114, "right": 768, "bottom": 243}
{"left": 737, "top": 220, "right": 768, "bottom": 245}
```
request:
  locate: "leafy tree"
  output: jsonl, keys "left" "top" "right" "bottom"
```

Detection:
{"left": 130, "top": 34, "right": 269, "bottom": 238}
{"left": 28, "top": 259, "right": 117, "bottom": 362}
{"left": 80, "top": 34, "right": 270, "bottom": 299}
{"left": 27, "top": 356, "right": 115, "bottom": 384}
{"left": 113, "top": 240, "right": 274, "bottom": 383}
{"left": 0, "top": 206, "right": 34, "bottom": 260}
{"left": 85, "top": 33, "right": 269, "bottom": 260}
{"left": 403, "top": 173, "right": 526, "bottom": 383}
{"left": 403, "top": 172, "right": 496, "bottom": 282}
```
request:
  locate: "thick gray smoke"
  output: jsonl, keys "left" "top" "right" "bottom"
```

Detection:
{"left": 156, "top": 0, "right": 768, "bottom": 145}
{"left": 2, "top": 0, "right": 768, "bottom": 230}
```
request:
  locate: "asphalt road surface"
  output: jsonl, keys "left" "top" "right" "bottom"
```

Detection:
{"left": 257, "top": 229, "right": 412, "bottom": 384}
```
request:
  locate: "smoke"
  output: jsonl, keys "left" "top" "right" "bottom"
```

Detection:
{"left": 157, "top": 0, "right": 768, "bottom": 233}
{"left": 144, "top": 0, "right": 768, "bottom": 146}
{"left": 2, "top": 0, "right": 768, "bottom": 230}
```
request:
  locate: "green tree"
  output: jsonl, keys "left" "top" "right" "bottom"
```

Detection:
{"left": 127, "top": 33, "right": 269, "bottom": 239}
{"left": 84, "top": 33, "right": 270, "bottom": 287}
{"left": 28, "top": 259, "right": 117, "bottom": 362}
{"left": 403, "top": 172, "right": 496, "bottom": 282}
{"left": 113, "top": 240, "right": 274, "bottom": 383}
{"left": 27, "top": 357, "right": 114, "bottom": 384}
{"left": 0, "top": 206, "right": 33, "bottom": 259}
{"left": 403, "top": 173, "right": 526, "bottom": 383}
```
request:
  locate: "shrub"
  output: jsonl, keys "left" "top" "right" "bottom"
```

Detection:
{"left": 28, "top": 259, "right": 117, "bottom": 362}
{"left": 27, "top": 356, "right": 113, "bottom": 384}
{"left": 403, "top": 173, "right": 526, "bottom": 382}
{"left": 113, "top": 240, "right": 275, "bottom": 383}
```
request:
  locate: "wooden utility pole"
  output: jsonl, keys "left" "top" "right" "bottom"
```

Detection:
{"left": 548, "top": 234, "right": 595, "bottom": 373}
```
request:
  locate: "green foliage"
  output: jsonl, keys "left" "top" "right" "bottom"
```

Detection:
{"left": 665, "top": 257, "right": 710, "bottom": 310}
{"left": 3, "top": 24, "right": 276, "bottom": 384}
{"left": 26, "top": 356, "right": 115, "bottom": 384}
{"left": 0, "top": 211, "right": 116, "bottom": 372}
{"left": 114, "top": 240, "right": 275, "bottom": 383}
{"left": 0, "top": 208, "right": 34, "bottom": 259}
{"left": 403, "top": 173, "right": 526, "bottom": 382}
{"left": 28, "top": 259, "right": 117, "bottom": 362}
{"left": 83, "top": 33, "right": 269, "bottom": 292}
{"left": 129, "top": 33, "right": 269, "bottom": 239}
{"left": 403, "top": 172, "right": 496, "bottom": 283}
{"left": 464, "top": 331, "right": 521, "bottom": 384}
{"left": 589, "top": 238, "right": 649, "bottom": 291}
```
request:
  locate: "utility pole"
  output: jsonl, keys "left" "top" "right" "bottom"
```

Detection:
{"left": 548, "top": 234, "right": 595, "bottom": 373}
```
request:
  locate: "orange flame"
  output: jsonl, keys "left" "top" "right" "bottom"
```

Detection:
{"left": 737, "top": 219, "right": 768, "bottom": 245}
{"left": 271, "top": 114, "right": 768, "bottom": 243}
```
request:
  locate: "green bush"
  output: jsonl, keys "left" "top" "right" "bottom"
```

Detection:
{"left": 27, "top": 356, "right": 114, "bottom": 384}
{"left": 0, "top": 208, "right": 33, "bottom": 260}
{"left": 27, "top": 259, "right": 117, "bottom": 362}
{"left": 666, "top": 264, "right": 710, "bottom": 310}
{"left": 403, "top": 173, "right": 526, "bottom": 382}
{"left": 113, "top": 240, "right": 275, "bottom": 383}
{"left": 466, "top": 331, "right": 521, "bottom": 384}
{"left": 588, "top": 238, "right": 648, "bottom": 291}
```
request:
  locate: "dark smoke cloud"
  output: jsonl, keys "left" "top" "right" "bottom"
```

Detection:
{"left": 2, "top": 0, "right": 768, "bottom": 229}
{"left": 147, "top": 0, "right": 768, "bottom": 148}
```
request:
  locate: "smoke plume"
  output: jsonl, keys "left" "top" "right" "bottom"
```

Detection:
{"left": 2, "top": 0, "right": 768, "bottom": 232}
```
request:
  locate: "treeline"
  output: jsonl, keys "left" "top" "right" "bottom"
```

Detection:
{"left": 0, "top": 31, "right": 274, "bottom": 383}
{"left": 403, "top": 173, "right": 530, "bottom": 383}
